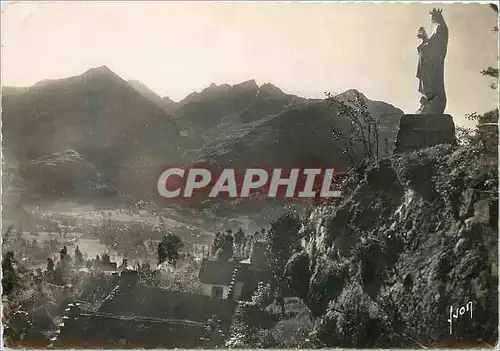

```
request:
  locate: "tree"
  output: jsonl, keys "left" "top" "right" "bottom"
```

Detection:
{"left": 482, "top": 4, "right": 498, "bottom": 88}
{"left": 46, "top": 257, "right": 55, "bottom": 280}
{"left": 326, "top": 90, "right": 381, "bottom": 171}
{"left": 59, "top": 246, "right": 70, "bottom": 262}
{"left": 74, "top": 246, "right": 84, "bottom": 267}
{"left": 215, "top": 233, "right": 234, "bottom": 261}
{"left": 212, "top": 232, "right": 223, "bottom": 256}
{"left": 457, "top": 5, "right": 499, "bottom": 152}
{"left": 233, "top": 228, "right": 245, "bottom": 257}
{"left": 244, "top": 234, "right": 255, "bottom": 258}
{"left": 119, "top": 258, "right": 128, "bottom": 270}
{"left": 264, "top": 212, "right": 302, "bottom": 316}
{"left": 2, "top": 251, "right": 18, "bottom": 296}
{"left": 158, "top": 242, "right": 167, "bottom": 265}
{"left": 234, "top": 228, "right": 245, "bottom": 246}
{"left": 158, "top": 233, "right": 184, "bottom": 266}
{"left": 4, "top": 310, "right": 32, "bottom": 346}
{"left": 251, "top": 282, "right": 273, "bottom": 309}
{"left": 463, "top": 110, "right": 499, "bottom": 152}
{"left": 63, "top": 219, "right": 69, "bottom": 238}
{"left": 137, "top": 261, "right": 160, "bottom": 286}
{"left": 102, "top": 252, "right": 111, "bottom": 265}
{"left": 160, "top": 260, "right": 202, "bottom": 294}
{"left": 95, "top": 254, "right": 101, "bottom": 267}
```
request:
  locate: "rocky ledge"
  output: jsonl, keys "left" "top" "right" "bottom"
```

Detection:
{"left": 394, "top": 114, "right": 457, "bottom": 154}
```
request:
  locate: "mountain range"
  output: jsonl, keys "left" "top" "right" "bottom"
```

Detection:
{"left": 2, "top": 66, "right": 403, "bottom": 207}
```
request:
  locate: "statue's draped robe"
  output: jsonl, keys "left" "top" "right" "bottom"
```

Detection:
{"left": 416, "top": 22, "right": 448, "bottom": 112}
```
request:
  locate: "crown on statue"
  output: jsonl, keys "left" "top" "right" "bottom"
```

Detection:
{"left": 429, "top": 8, "right": 443, "bottom": 16}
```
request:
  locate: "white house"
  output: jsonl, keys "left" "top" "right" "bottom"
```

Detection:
{"left": 198, "top": 259, "right": 237, "bottom": 299}
{"left": 197, "top": 241, "right": 271, "bottom": 301}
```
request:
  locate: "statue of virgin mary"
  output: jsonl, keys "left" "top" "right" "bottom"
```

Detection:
{"left": 416, "top": 8, "right": 449, "bottom": 115}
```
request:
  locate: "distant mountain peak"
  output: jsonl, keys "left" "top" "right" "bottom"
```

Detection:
{"left": 338, "top": 88, "right": 367, "bottom": 100}
{"left": 234, "top": 79, "right": 258, "bottom": 89}
{"left": 29, "top": 66, "right": 121, "bottom": 89}
{"left": 200, "top": 82, "right": 230, "bottom": 95}
{"left": 259, "top": 83, "right": 285, "bottom": 96}
{"left": 182, "top": 80, "right": 259, "bottom": 104}
{"left": 85, "top": 65, "right": 114, "bottom": 75}
{"left": 82, "top": 65, "right": 123, "bottom": 81}
{"left": 336, "top": 88, "right": 403, "bottom": 113}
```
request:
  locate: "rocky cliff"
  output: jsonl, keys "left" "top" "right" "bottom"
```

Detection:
{"left": 286, "top": 144, "right": 498, "bottom": 347}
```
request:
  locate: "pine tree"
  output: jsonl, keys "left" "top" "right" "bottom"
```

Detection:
{"left": 233, "top": 228, "right": 245, "bottom": 257}
{"left": 102, "top": 252, "right": 111, "bottom": 265}
{"left": 158, "top": 233, "right": 184, "bottom": 266}
{"left": 2, "top": 251, "right": 18, "bottom": 296}
{"left": 46, "top": 257, "right": 55, "bottom": 273}
{"left": 215, "top": 234, "right": 234, "bottom": 261}
{"left": 264, "top": 212, "right": 302, "bottom": 316}
{"left": 119, "top": 258, "right": 128, "bottom": 270}
{"left": 60, "top": 246, "right": 68, "bottom": 261}
{"left": 63, "top": 220, "right": 68, "bottom": 238}
{"left": 74, "top": 246, "right": 84, "bottom": 267}
{"left": 212, "top": 232, "right": 223, "bottom": 256}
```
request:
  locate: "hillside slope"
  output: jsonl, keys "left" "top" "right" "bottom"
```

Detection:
{"left": 179, "top": 83, "right": 402, "bottom": 171}
{"left": 3, "top": 66, "right": 188, "bottom": 161}
{"left": 20, "top": 149, "right": 117, "bottom": 200}
{"left": 2, "top": 66, "right": 193, "bottom": 198}
{"left": 286, "top": 145, "right": 498, "bottom": 347}
{"left": 128, "top": 80, "right": 178, "bottom": 114}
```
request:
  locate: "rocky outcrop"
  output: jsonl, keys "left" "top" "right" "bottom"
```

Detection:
{"left": 394, "top": 114, "right": 457, "bottom": 154}
{"left": 286, "top": 144, "right": 498, "bottom": 348}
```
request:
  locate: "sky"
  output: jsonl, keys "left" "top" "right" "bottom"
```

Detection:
{"left": 2, "top": 1, "right": 498, "bottom": 127}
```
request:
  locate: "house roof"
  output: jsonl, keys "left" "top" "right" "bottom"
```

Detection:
{"left": 98, "top": 284, "right": 235, "bottom": 324}
{"left": 198, "top": 259, "right": 236, "bottom": 286}
{"left": 52, "top": 283, "right": 237, "bottom": 348}
{"left": 53, "top": 312, "right": 206, "bottom": 348}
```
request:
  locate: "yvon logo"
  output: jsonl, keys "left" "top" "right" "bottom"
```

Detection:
{"left": 156, "top": 165, "right": 341, "bottom": 200}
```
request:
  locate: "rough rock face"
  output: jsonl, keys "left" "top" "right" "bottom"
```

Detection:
{"left": 286, "top": 145, "right": 498, "bottom": 348}
{"left": 394, "top": 114, "right": 457, "bottom": 154}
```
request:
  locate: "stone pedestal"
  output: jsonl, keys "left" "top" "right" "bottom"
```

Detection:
{"left": 393, "top": 114, "right": 457, "bottom": 154}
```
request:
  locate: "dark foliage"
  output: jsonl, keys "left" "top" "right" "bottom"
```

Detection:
{"left": 158, "top": 232, "right": 184, "bottom": 265}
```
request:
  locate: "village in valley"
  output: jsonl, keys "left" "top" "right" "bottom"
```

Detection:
{"left": 2, "top": 201, "right": 305, "bottom": 348}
